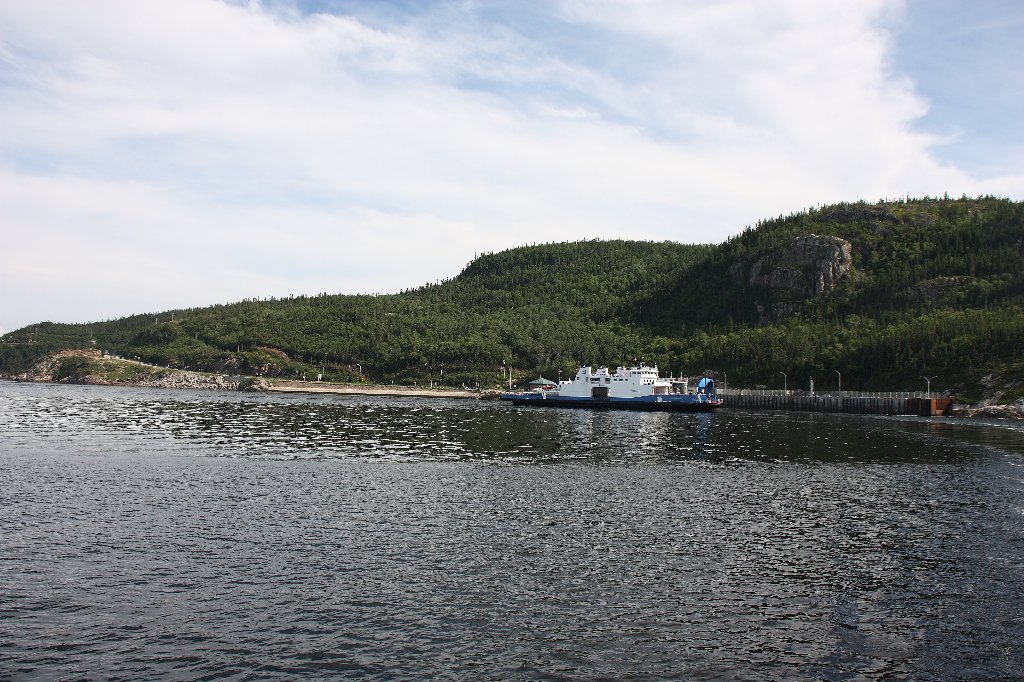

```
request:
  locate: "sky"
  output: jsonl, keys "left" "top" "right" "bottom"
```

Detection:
{"left": 1, "top": 0, "right": 1022, "bottom": 334}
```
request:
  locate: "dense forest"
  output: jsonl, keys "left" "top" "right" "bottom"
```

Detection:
{"left": 2, "top": 196, "right": 1022, "bottom": 400}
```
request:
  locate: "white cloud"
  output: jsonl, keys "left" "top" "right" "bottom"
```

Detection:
{"left": 0, "top": 0, "right": 1019, "bottom": 332}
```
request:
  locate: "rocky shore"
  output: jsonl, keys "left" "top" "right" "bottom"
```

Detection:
{"left": 946, "top": 399, "right": 1024, "bottom": 420}
{"left": 945, "top": 371, "right": 1024, "bottom": 419}
{"left": 6, "top": 349, "right": 244, "bottom": 391}
{"left": 4, "top": 350, "right": 494, "bottom": 399}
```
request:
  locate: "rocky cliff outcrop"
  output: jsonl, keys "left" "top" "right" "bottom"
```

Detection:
{"left": 13, "top": 349, "right": 242, "bottom": 391}
{"left": 730, "top": 234, "right": 853, "bottom": 320}
{"left": 911, "top": 276, "right": 975, "bottom": 306}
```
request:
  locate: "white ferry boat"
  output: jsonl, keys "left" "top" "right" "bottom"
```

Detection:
{"left": 500, "top": 364, "right": 722, "bottom": 411}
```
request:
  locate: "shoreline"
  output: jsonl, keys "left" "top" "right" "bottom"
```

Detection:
{"left": 265, "top": 381, "right": 488, "bottom": 400}
{"left": 2, "top": 349, "right": 1021, "bottom": 417}
{"left": 0, "top": 375, "right": 492, "bottom": 400}
{"left": 0, "top": 349, "right": 495, "bottom": 399}
{"left": 2, "top": 375, "right": 1021, "bottom": 417}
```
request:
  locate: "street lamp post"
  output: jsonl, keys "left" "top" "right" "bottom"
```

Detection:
{"left": 834, "top": 369, "right": 841, "bottom": 394}
{"left": 778, "top": 371, "right": 787, "bottom": 393}
{"left": 921, "top": 375, "right": 937, "bottom": 397}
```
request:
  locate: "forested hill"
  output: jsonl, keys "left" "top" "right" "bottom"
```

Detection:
{"left": 2, "top": 196, "right": 1022, "bottom": 400}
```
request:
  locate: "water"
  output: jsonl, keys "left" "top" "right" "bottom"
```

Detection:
{"left": 1, "top": 381, "right": 1022, "bottom": 680}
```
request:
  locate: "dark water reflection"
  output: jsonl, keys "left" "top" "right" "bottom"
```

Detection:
{"left": 1, "top": 382, "right": 1022, "bottom": 680}
{"left": 4, "top": 382, "right": 1022, "bottom": 464}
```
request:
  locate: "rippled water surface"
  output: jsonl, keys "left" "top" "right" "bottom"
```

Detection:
{"left": 2, "top": 381, "right": 1023, "bottom": 680}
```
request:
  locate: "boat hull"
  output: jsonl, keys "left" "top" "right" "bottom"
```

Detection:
{"left": 500, "top": 394, "right": 722, "bottom": 412}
